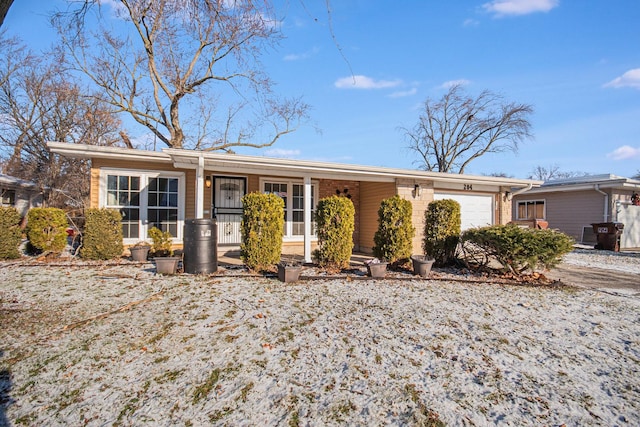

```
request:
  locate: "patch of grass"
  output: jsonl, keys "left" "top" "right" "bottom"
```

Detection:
{"left": 155, "top": 369, "right": 183, "bottom": 384}
{"left": 404, "top": 383, "right": 446, "bottom": 427}
{"left": 153, "top": 355, "right": 170, "bottom": 364}
{"left": 147, "top": 322, "right": 175, "bottom": 345}
{"left": 239, "top": 382, "right": 254, "bottom": 402}
{"left": 209, "top": 406, "right": 234, "bottom": 422}
{"left": 192, "top": 368, "right": 221, "bottom": 404}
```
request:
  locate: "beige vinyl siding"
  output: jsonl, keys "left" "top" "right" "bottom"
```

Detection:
{"left": 515, "top": 190, "right": 608, "bottom": 242}
{"left": 358, "top": 181, "right": 396, "bottom": 253}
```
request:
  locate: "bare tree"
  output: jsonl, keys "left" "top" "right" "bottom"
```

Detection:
{"left": 403, "top": 84, "right": 533, "bottom": 174}
{"left": 0, "top": 0, "right": 13, "bottom": 28}
{"left": 528, "top": 164, "right": 590, "bottom": 181}
{"left": 0, "top": 35, "right": 123, "bottom": 208}
{"left": 54, "top": 0, "right": 309, "bottom": 151}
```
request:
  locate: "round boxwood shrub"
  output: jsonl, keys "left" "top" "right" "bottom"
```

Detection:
{"left": 423, "top": 199, "right": 461, "bottom": 267}
{"left": 26, "top": 207, "right": 68, "bottom": 255}
{"left": 372, "top": 195, "right": 415, "bottom": 265}
{"left": 0, "top": 206, "right": 23, "bottom": 259}
{"left": 81, "top": 208, "right": 124, "bottom": 260}
{"left": 313, "top": 195, "right": 355, "bottom": 270}
{"left": 240, "top": 192, "right": 285, "bottom": 271}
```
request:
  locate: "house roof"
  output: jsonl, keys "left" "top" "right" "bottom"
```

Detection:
{"left": 519, "top": 174, "right": 640, "bottom": 194}
{"left": 47, "top": 142, "right": 541, "bottom": 189}
{"left": 0, "top": 173, "right": 40, "bottom": 190}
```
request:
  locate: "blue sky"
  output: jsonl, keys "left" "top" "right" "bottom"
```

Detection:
{"left": 4, "top": 0, "right": 640, "bottom": 178}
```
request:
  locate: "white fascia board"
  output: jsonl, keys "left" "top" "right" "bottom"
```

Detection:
{"left": 165, "top": 148, "right": 540, "bottom": 188}
{"left": 47, "top": 141, "right": 172, "bottom": 163}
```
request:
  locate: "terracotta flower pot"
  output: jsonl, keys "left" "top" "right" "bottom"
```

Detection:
{"left": 411, "top": 255, "right": 435, "bottom": 278}
{"left": 154, "top": 257, "right": 180, "bottom": 275}
{"left": 366, "top": 262, "right": 388, "bottom": 278}
{"left": 277, "top": 264, "right": 302, "bottom": 283}
{"left": 130, "top": 246, "right": 150, "bottom": 262}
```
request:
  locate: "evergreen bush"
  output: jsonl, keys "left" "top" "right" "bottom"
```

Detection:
{"left": 0, "top": 206, "right": 23, "bottom": 259}
{"left": 240, "top": 192, "right": 284, "bottom": 271}
{"left": 148, "top": 226, "right": 174, "bottom": 257}
{"left": 372, "top": 195, "right": 415, "bottom": 265}
{"left": 423, "top": 199, "right": 461, "bottom": 267}
{"left": 313, "top": 195, "right": 355, "bottom": 269}
{"left": 81, "top": 208, "right": 124, "bottom": 260}
{"left": 26, "top": 207, "right": 68, "bottom": 255}
{"left": 460, "top": 224, "right": 574, "bottom": 276}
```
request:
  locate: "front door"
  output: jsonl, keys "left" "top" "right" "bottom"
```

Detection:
{"left": 213, "top": 177, "right": 246, "bottom": 245}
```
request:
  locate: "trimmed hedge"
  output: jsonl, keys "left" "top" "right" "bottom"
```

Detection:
{"left": 313, "top": 195, "right": 355, "bottom": 269}
{"left": 26, "top": 207, "right": 68, "bottom": 255}
{"left": 240, "top": 192, "right": 285, "bottom": 271}
{"left": 423, "top": 199, "right": 461, "bottom": 266}
{"left": 461, "top": 224, "right": 575, "bottom": 276}
{"left": 372, "top": 195, "right": 415, "bottom": 264}
{"left": 81, "top": 208, "right": 124, "bottom": 260}
{"left": 0, "top": 206, "right": 23, "bottom": 259}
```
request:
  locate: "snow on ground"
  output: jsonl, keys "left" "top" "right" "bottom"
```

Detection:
{"left": 1, "top": 251, "right": 639, "bottom": 426}
{"left": 560, "top": 248, "right": 640, "bottom": 275}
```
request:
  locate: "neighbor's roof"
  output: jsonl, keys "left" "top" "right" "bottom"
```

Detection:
{"left": 0, "top": 173, "right": 40, "bottom": 190}
{"left": 47, "top": 142, "right": 540, "bottom": 189}
{"left": 519, "top": 174, "right": 640, "bottom": 194}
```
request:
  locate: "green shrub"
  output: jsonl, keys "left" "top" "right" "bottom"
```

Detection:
{"left": 148, "top": 226, "right": 174, "bottom": 257}
{"left": 372, "top": 195, "right": 415, "bottom": 264}
{"left": 460, "top": 224, "right": 575, "bottom": 276}
{"left": 0, "top": 207, "right": 23, "bottom": 259}
{"left": 26, "top": 207, "right": 68, "bottom": 255}
{"left": 240, "top": 192, "right": 284, "bottom": 271}
{"left": 423, "top": 199, "right": 461, "bottom": 266}
{"left": 313, "top": 195, "right": 355, "bottom": 269}
{"left": 81, "top": 208, "right": 124, "bottom": 260}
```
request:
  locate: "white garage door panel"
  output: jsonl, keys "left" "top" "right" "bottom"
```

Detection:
{"left": 433, "top": 193, "right": 493, "bottom": 231}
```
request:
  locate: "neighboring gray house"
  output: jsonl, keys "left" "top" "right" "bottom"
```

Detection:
{"left": 512, "top": 174, "right": 640, "bottom": 250}
{"left": 0, "top": 173, "right": 43, "bottom": 220}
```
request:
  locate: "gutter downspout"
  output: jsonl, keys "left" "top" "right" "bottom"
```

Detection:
{"left": 594, "top": 184, "right": 609, "bottom": 222}
{"left": 507, "top": 183, "right": 533, "bottom": 201}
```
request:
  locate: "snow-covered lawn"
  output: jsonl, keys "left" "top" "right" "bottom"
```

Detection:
{"left": 1, "top": 257, "right": 639, "bottom": 426}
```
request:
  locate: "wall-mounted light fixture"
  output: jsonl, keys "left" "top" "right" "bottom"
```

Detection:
{"left": 336, "top": 188, "right": 352, "bottom": 199}
{"left": 413, "top": 183, "right": 421, "bottom": 198}
{"left": 205, "top": 176, "right": 212, "bottom": 189}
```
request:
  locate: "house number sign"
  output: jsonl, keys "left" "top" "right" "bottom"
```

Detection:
{"left": 463, "top": 184, "right": 473, "bottom": 191}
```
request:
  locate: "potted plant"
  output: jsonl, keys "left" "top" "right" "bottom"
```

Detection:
{"left": 148, "top": 227, "right": 181, "bottom": 274}
{"left": 129, "top": 241, "right": 151, "bottom": 262}
{"left": 365, "top": 258, "right": 388, "bottom": 278}
{"left": 410, "top": 254, "right": 435, "bottom": 278}
{"left": 277, "top": 257, "right": 303, "bottom": 283}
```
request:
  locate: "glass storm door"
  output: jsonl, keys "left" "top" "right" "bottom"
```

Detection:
{"left": 213, "top": 177, "right": 245, "bottom": 245}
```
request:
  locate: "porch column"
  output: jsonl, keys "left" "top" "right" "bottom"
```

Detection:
{"left": 304, "top": 175, "right": 312, "bottom": 263}
{"left": 195, "top": 155, "right": 205, "bottom": 218}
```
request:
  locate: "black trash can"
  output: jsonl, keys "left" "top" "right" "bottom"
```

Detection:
{"left": 183, "top": 218, "right": 217, "bottom": 274}
{"left": 591, "top": 222, "right": 624, "bottom": 251}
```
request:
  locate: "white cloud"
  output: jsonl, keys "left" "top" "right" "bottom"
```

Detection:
{"left": 604, "top": 68, "right": 640, "bottom": 89}
{"left": 283, "top": 47, "right": 319, "bottom": 62}
{"left": 483, "top": 0, "right": 559, "bottom": 17}
{"left": 264, "top": 148, "right": 301, "bottom": 158}
{"left": 607, "top": 145, "right": 640, "bottom": 161}
{"left": 440, "top": 79, "right": 471, "bottom": 89}
{"left": 463, "top": 18, "right": 480, "bottom": 27}
{"left": 388, "top": 88, "right": 418, "bottom": 98}
{"left": 334, "top": 75, "right": 402, "bottom": 90}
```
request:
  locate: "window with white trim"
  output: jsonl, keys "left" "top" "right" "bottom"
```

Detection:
{"left": 517, "top": 200, "right": 545, "bottom": 220}
{"left": 1, "top": 188, "right": 16, "bottom": 206}
{"left": 262, "top": 179, "right": 317, "bottom": 239}
{"left": 103, "top": 170, "right": 184, "bottom": 241}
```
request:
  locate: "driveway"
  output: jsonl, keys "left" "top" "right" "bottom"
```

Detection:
{"left": 546, "top": 263, "right": 640, "bottom": 297}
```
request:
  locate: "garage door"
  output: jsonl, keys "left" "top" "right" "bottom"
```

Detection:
{"left": 433, "top": 193, "right": 493, "bottom": 231}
